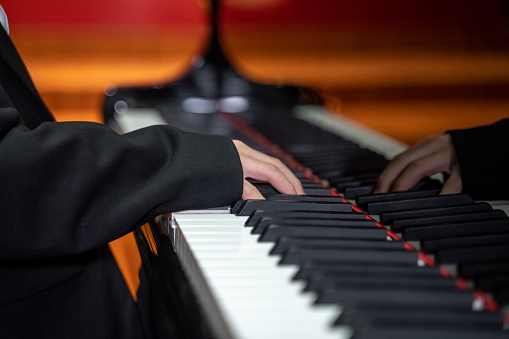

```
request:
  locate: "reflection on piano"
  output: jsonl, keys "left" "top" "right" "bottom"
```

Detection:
{"left": 102, "top": 1, "right": 509, "bottom": 338}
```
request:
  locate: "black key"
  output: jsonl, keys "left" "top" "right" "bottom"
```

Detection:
{"left": 294, "top": 261, "right": 442, "bottom": 281}
{"left": 259, "top": 224, "right": 387, "bottom": 242}
{"left": 252, "top": 217, "right": 377, "bottom": 234}
{"left": 403, "top": 219, "right": 509, "bottom": 240}
{"left": 365, "top": 194, "right": 474, "bottom": 215}
{"left": 392, "top": 210, "right": 507, "bottom": 233}
{"left": 231, "top": 199, "right": 245, "bottom": 214}
{"left": 356, "top": 189, "right": 440, "bottom": 210}
{"left": 305, "top": 272, "right": 457, "bottom": 293}
{"left": 299, "top": 154, "right": 368, "bottom": 168}
{"left": 494, "top": 289, "right": 509, "bottom": 307}
{"left": 245, "top": 210, "right": 367, "bottom": 227}
{"left": 271, "top": 237, "right": 405, "bottom": 255}
{"left": 477, "top": 273, "right": 509, "bottom": 291}
{"left": 266, "top": 194, "right": 345, "bottom": 202}
{"left": 349, "top": 325, "right": 507, "bottom": 339}
{"left": 436, "top": 244, "right": 509, "bottom": 264}
{"left": 318, "top": 162, "right": 388, "bottom": 179}
{"left": 343, "top": 177, "right": 442, "bottom": 201}
{"left": 335, "top": 305, "right": 504, "bottom": 330}
{"left": 280, "top": 247, "right": 418, "bottom": 266}
{"left": 328, "top": 171, "right": 380, "bottom": 186}
{"left": 235, "top": 200, "right": 352, "bottom": 216}
{"left": 422, "top": 233, "right": 509, "bottom": 252}
{"left": 459, "top": 261, "right": 509, "bottom": 279}
{"left": 256, "top": 185, "right": 279, "bottom": 198}
{"left": 307, "top": 154, "right": 387, "bottom": 171}
{"left": 316, "top": 286, "right": 474, "bottom": 311}
{"left": 344, "top": 185, "right": 374, "bottom": 199}
{"left": 335, "top": 178, "right": 378, "bottom": 192}
{"left": 302, "top": 188, "right": 335, "bottom": 196}
{"left": 380, "top": 202, "right": 493, "bottom": 225}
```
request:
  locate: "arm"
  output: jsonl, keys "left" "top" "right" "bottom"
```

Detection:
{"left": 0, "top": 108, "right": 301, "bottom": 260}
{"left": 373, "top": 134, "right": 462, "bottom": 195}
{"left": 374, "top": 119, "right": 509, "bottom": 200}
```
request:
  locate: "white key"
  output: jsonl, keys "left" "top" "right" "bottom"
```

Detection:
{"left": 174, "top": 214, "right": 351, "bottom": 339}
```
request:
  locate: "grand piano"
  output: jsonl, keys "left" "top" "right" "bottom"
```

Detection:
{"left": 103, "top": 1, "right": 509, "bottom": 338}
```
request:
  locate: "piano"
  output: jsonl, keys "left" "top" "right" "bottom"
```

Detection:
{"left": 107, "top": 100, "right": 509, "bottom": 338}
{"left": 102, "top": 1, "right": 509, "bottom": 337}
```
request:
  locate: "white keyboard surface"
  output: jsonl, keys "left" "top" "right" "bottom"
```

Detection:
{"left": 172, "top": 213, "right": 353, "bottom": 339}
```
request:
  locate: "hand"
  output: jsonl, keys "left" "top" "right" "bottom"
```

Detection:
{"left": 233, "top": 140, "right": 305, "bottom": 200}
{"left": 373, "top": 134, "right": 462, "bottom": 195}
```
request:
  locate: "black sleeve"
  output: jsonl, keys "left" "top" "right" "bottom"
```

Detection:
{"left": 447, "top": 119, "right": 509, "bottom": 200}
{"left": 0, "top": 108, "right": 243, "bottom": 260}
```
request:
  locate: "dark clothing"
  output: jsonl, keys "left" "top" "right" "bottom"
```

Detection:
{"left": 0, "top": 25, "right": 243, "bottom": 338}
{"left": 448, "top": 119, "right": 509, "bottom": 200}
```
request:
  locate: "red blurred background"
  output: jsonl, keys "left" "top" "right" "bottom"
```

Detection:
{"left": 2, "top": 0, "right": 509, "bottom": 143}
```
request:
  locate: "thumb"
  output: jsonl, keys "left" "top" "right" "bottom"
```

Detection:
{"left": 242, "top": 180, "right": 265, "bottom": 200}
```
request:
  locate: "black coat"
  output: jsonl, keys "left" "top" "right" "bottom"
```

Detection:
{"left": 0, "top": 26, "right": 243, "bottom": 338}
{"left": 448, "top": 119, "right": 509, "bottom": 200}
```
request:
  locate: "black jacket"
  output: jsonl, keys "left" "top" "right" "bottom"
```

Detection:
{"left": 448, "top": 119, "right": 509, "bottom": 200}
{"left": 0, "top": 26, "right": 243, "bottom": 338}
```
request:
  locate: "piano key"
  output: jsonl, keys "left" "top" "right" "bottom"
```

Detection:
{"left": 476, "top": 273, "right": 509, "bottom": 292}
{"left": 365, "top": 194, "right": 475, "bottom": 215}
{"left": 310, "top": 155, "right": 388, "bottom": 171}
{"left": 459, "top": 261, "right": 509, "bottom": 279}
{"left": 349, "top": 325, "right": 508, "bottom": 339}
{"left": 266, "top": 194, "right": 346, "bottom": 202}
{"left": 436, "top": 244, "right": 509, "bottom": 264}
{"left": 302, "top": 188, "right": 338, "bottom": 196}
{"left": 494, "top": 290, "right": 509, "bottom": 307}
{"left": 421, "top": 233, "right": 509, "bottom": 252}
{"left": 379, "top": 202, "right": 494, "bottom": 225}
{"left": 344, "top": 185, "right": 374, "bottom": 199}
{"left": 343, "top": 177, "right": 443, "bottom": 200}
{"left": 334, "top": 179, "right": 378, "bottom": 192}
{"left": 279, "top": 247, "right": 418, "bottom": 266}
{"left": 305, "top": 273, "right": 457, "bottom": 293}
{"left": 391, "top": 210, "right": 507, "bottom": 233}
{"left": 234, "top": 200, "right": 353, "bottom": 216}
{"left": 294, "top": 262, "right": 442, "bottom": 281}
{"left": 252, "top": 217, "right": 377, "bottom": 235}
{"left": 356, "top": 189, "right": 440, "bottom": 210}
{"left": 316, "top": 285, "right": 475, "bottom": 311}
{"left": 259, "top": 224, "right": 388, "bottom": 242}
{"left": 335, "top": 306, "right": 504, "bottom": 331}
{"left": 270, "top": 237, "right": 405, "bottom": 255}
{"left": 327, "top": 171, "right": 381, "bottom": 186}
{"left": 174, "top": 214, "right": 349, "bottom": 339}
{"left": 316, "top": 162, "right": 388, "bottom": 179}
{"left": 403, "top": 219, "right": 509, "bottom": 240}
{"left": 245, "top": 210, "right": 368, "bottom": 227}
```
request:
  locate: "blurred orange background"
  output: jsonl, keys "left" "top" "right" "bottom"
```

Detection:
{"left": 2, "top": 0, "right": 509, "bottom": 144}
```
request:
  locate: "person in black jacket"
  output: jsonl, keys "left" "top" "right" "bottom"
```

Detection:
{"left": 374, "top": 119, "right": 509, "bottom": 200}
{"left": 0, "top": 5, "right": 303, "bottom": 339}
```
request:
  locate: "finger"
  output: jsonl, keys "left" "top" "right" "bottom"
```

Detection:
{"left": 373, "top": 135, "right": 447, "bottom": 193}
{"left": 390, "top": 152, "right": 448, "bottom": 192}
{"left": 440, "top": 167, "right": 462, "bottom": 195}
{"left": 238, "top": 144, "right": 304, "bottom": 194}
{"left": 242, "top": 179, "right": 265, "bottom": 200}
{"left": 234, "top": 140, "right": 304, "bottom": 195}
{"left": 244, "top": 158, "right": 300, "bottom": 195}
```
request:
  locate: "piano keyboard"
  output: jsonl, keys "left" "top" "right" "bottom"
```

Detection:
{"left": 172, "top": 213, "right": 350, "bottom": 339}
{"left": 112, "top": 103, "right": 509, "bottom": 338}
